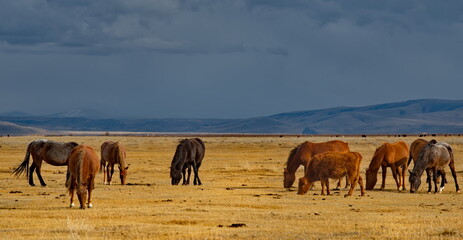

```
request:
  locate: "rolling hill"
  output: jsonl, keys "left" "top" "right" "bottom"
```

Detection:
{"left": 1, "top": 99, "right": 463, "bottom": 135}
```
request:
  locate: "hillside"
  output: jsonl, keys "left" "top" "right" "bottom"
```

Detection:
{"left": 1, "top": 99, "right": 463, "bottom": 135}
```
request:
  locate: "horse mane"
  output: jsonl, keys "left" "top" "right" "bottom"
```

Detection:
{"left": 368, "top": 143, "right": 387, "bottom": 170}
{"left": 115, "top": 142, "right": 126, "bottom": 168}
{"left": 285, "top": 142, "right": 304, "bottom": 166}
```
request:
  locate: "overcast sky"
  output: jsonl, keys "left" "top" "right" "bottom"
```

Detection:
{"left": 1, "top": 0, "right": 463, "bottom": 118}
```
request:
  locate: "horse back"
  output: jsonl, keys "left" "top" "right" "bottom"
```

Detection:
{"left": 69, "top": 145, "right": 100, "bottom": 183}
{"left": 308, "top": 151, "right": 361, "bottom": 180}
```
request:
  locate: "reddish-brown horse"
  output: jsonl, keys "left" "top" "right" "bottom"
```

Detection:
{"left": 298, "top": 151, "right": 365, "bottom": 197}
{"left": 100, "top": 141, "right": 128, "bottom": 185}
{"left": 66, "top": 145, "right": 100, "bottom": 209}
{"left": 365, "top": 141, "right": 409, "bottom": 191}
{"left": 13, "top": 139, "right": 78, "bottom": 186}
{"left": 284, "top": 140, "right": 350, "bottom": 189}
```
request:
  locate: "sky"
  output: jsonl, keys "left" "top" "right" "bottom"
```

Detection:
{"left": 1, "top": 0, "right": 463, "bottom": 119}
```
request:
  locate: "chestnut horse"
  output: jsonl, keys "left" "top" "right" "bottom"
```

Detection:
{"left": 365, "top": 141, "right": 409, "bottom": 191}
{"left": 170, "top": 138, "right": 205, "bottom": 185}
{"left": 284, "top": 140, "right": 350, "bottom": 189}
{"left": 13, "top": 139, "right": 78, "bottom": 186}
{"left": 100, "top": 141, "right": 128, "bottom": 185}
{"left": 409, "top": 140, "right": 460, "bottom": 193}
{"left": 66, "top": 145, "right": 100, "bottom": 209}
{"left": 297, "top": 151, "right": 365, "bottom": 197}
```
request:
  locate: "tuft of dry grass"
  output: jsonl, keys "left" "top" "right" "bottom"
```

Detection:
{"left": 1, "top": 135, "right": 463, "bottom": 239}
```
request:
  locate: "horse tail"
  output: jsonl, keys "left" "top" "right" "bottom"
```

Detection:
{"left": 12, "top": 142, "right": 33, "bottom": 178}
{"left": 67, "top": 150, "right": 85, "bottom": 194}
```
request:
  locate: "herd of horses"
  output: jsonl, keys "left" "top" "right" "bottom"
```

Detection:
{"left": 11, "top": 137, "right": 461, "bottom": 209}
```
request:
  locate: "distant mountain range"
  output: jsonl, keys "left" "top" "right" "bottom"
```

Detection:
{"left": 1, "top": 99, "right": 463, "bottom": 135}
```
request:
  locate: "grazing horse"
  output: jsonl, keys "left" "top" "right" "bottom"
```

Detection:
{"left": 365, "top": 141, "right": 409, "bottom": 191}
{"left": 66, "top": 145, "right": 100, "bottom": 209}
{"left": 408, "top": 139, "right": 446, "bottom": 185}
{"left": 170, "top": 138, "right": 205, "bottom": 185}
{"left": 100, "top": 141, "right": 128, "bottom": 185}
{"left": 409, "top": 140, "right": 460, "bottom": 193}
{"left": 12, "top": 139, "right": 78, "bottom": 186}
{"left": 284, "top": 140, "right": 350, "bottom": 189}
{"left": 298, "top": 151, "right": 365, "bottom": 197}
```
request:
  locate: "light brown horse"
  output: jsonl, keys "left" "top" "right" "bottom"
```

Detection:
{"left": 66, "top": 145, "right": 100, "bottom": 209}
{"left": 284, "top": 140, "right": 350, "bottom": 189}
{"left": 100, "top": 141, "right": 128, "bottom": 185}
{"left": 298, "top": 151, "right": 365, "bottom": 197}
{"left": 365, "top": 141, "right": 409, "bottom": 191}
{"left": 13, "top": 139, "right": 78, "bottom": 186}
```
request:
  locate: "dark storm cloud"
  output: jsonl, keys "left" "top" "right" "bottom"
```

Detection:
{"left": 1, "top": 0, "right": 463, "bottom": 118}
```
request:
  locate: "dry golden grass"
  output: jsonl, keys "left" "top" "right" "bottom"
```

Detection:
{"left": 1, "top": 135, "right": 463, "bottom": 239}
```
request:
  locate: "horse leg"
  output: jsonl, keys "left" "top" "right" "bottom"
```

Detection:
{"left": 380, "top": 165, "right": 387, "bottom": 190}
{"left": 69, "top": 177, "right": 76, "bottom": 208}
{"left": 320, "top": 178, "right": 326, "bottom": 196}
{"left": 29, "top": 162, "right": 36, "bottom": 186}
{"left": 181, "top": 166, "right": 187, "bottom": 185}
{"left": 438, "top": 170, "right": 446, "bottom": 193}
{"left": 325, "top": 179, "right": 331, "bottom": 195}
{"left": 426, "top": 169, "right": 433, "bottom": 193}
{"left": 345, "top": 173, "right": 357, "bottom": 197}
{"left": 193, "top": 161, "right": 201, "bottom": 185}
{"left": 108, "top": 164, "right": 114, "bottom": 185}
{"left": 344, "top": 176, "right": 350, "bottom": 190}
{"left": 358, "top": 175, "right": 365, "bottom": 196}
{"left": 448, "top": 160, "right": 460, "bottom": 193}
{"left": 87, "top": 178, "right": 94, "bottom": 208}
{"left": 433, "top": 169, "right": 439, "bottom": 194}
{"left": 334, "top": 178, "right": 341, "bottom": 190}
{"left": 401, "top": 165, "right": 407, "bottom": 191}
{"left": 390, "top": 165, "right": 400, "bottom": 191}
{"left": 102, "top": 162, "right": 107, "bottom": 185}
{"left": 34, "top": 160, "right": 47, "bottom": 187}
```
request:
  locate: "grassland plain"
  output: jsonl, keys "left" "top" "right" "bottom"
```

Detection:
{"left": 0, "top": 135, "right": 462, "bottom": 240}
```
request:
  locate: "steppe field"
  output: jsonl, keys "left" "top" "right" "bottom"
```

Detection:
{"left": 1, "top": 135, "right": 463, "bottom": 240}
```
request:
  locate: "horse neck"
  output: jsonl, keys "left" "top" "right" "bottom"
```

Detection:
{"left": 367, "top": 146, "right": 385, "bottom": 173}
{"left": 286, "top": 144, "right": 305, "bottom": 174}
{"left": 412, "top": 148, "right": 431, "bottom": 176}
{"left": 171, "top": 144, "right": 186, "bottom": 170}
{"left": 115, "top": 144, "right": 126, "bottom": 168}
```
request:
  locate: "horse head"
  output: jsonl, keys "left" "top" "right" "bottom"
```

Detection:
{"left": 283, "top": 168, "right": 295, "bottom": 189}
{"left": 297, "top": 177, "right": 310, "bottom": 195}
{"left": 409, "top": 170, "right": 421, "bottom": 193}
{"left": 119, "top": 165, "right": 129, "bottom": 185}
{"left": 365, "top": 168, "right": 377, "bottom": 190}
{"left": 171, "top": 168, "right": 182, "bottom": 185}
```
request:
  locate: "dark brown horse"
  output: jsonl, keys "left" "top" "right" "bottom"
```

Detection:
{"left": 100, "top": 141, "right": 128, "bottom": 185}
{"left": 170, "top": 138, "right": 205, "bottom": 185}
{"left": 13, "top": 139, "right": 78, "bottom": 186}
{"left": 66, "top": 145, "right": 100, "bottom": 209}
{"left": 298, "top": 151, "right": 365, "bottom": 197}
{"left": 409, "top": 140, "right": 460, "bottom": 193}
{"left": 365, "top": 141, "right": 409, "bottom": 191}
{"left": 284, "top": 140, "right": 350, "bottom": 189}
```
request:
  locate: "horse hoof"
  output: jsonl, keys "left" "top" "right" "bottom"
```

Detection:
{"left": 88, "top": 203, "right": 93, "bottom": 208}
{"left": 457, "top": 190, "right": 461, "bottom": 193}
{"left": 70, "top": 203, "right": 75, "bottom": 208}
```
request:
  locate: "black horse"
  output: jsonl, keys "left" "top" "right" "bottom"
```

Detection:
{"left": 170, "top": 138, "right": 205, "bottom": 185}
{"left": 13, "top": 139, "right": 78, "bottom": 186}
